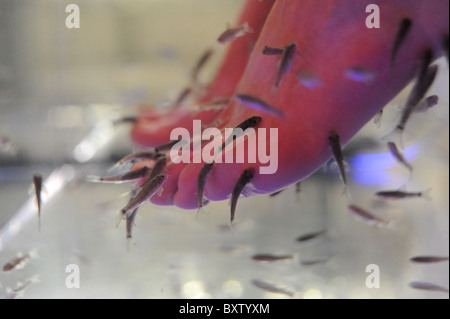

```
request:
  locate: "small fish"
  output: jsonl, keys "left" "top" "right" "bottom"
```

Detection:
{"left": 251, "top": 254, "right": 293, "bottom": 262}
{"left": 373, "top": 109, "right": 383, "bottom": 128}
{"left": 198, "top": 97, "right": 231, "bottom": 109}
{"left": 387, "top": 142, "right": 413, "bottom": 172}
{"left": 295, "top": 181, "right": 301, "bottom": 194}
{"left": 296, "top": 70, "right": 323, "bottom": 88}
{"left": 391, "top": 18, "right": 413, "bottom": 66}
{"left": 4, "top": 276, "right": 40, "bottom": 299}
{"left": 87, "top": 166, "right": 151, "bottom": 184}
{"left": 328, "top": 131, "right": 347, "bottom": 186}
{"left": 220, "top": 115, "right": 262, "bottom": 153}
{"left": 112, "top": 150, "right": 162, "bottom": 169}
{"left": 413, "top": 95, "right": 439, "bottom": 113}
{"left": 409, "top": 281, "right": 449, "bottom": 293}
{"left": 146, "top": 155, "right": 168, "bottom": 181}
{"left": 113, "top": 116, "right": 137, "bottom": 125}
{"left": 2, "top": 250, "right": 37, "bottom": 272}
{"left": 375, "top": 189, "right": 431, "bottom": 200}
{"left": 217, "top": 21, "right": 252, "bottom": 44}
{"left": 296, "top": 230, "right": 326, "bottom": 243}
{"left": 172, "top": 87, "right": 192, "bottom": 109}
{"left": 191, "top": 48, "right": 214, "bottom": 82}
{"left": 274, "top": 42, "right": 297, "bottom": 88}
{"left": 269, "top": 189, "right": 284, "bottom": 197}
{"left": 120, "top": 174, "right": 167, "bottom": 216}
{"left": 300, "top": 256, "right": 330, "bottom": 266}
{"left": 262, "top": 45, "right": 284, "bottom": 55}
{"left": 33, "top": 174, "right": 43, "bottom": 230}
{"left": 230, "top": 168, "right": 256, "bottom": 223}
{"left": 348, "top": 204, "right": 390, "bottom": 227}
{"left": 409, "top": 256, "right": 449, "bottom": 263}
{"left": 344, "top": 67, "right": 376, "bottom": 83}
{"left": 197, "top": 162, "right": 214, "bottom": 214}
{"left": 155, "top": 139, "right": 188, "bottom": 153}
{"left": 396, "top": 50, "right": 437, "bottom": 133}
{"left": 234, "top": 93, "right": 284, "bottom": 117}
{"left": 251, "top": 279, "right": 296, "bottom": 297}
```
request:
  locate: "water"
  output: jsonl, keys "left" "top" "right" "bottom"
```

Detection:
{"left": 0, "top": 0, "right": 448, "bottom": 299}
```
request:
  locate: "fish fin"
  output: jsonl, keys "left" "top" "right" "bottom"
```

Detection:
{"left": 157, "top": 186, "right": 164, "bottom": 197}
{"left": 115, "top": 210, "right": 125, "bottom": 228}
{"left": 391, "top": 18, "right": 413, "bottom": 66}
{"left": 196, "top": 204, "right": 209, "bottom": 220}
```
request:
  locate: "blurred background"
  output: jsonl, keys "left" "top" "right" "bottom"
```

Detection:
{"left": 0, "top": 0, "right": 448, "bottom": 299}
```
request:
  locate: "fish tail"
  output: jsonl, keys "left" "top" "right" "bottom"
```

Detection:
{"left": 196, "top": 204, "right": 209, "bottom": 220}
{"left": 115, "top": 210, "right": 125, "bottom": 228}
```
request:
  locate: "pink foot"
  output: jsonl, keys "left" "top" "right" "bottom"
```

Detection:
{"left": 125, "top": 0, "right": 448, "bottom": 214}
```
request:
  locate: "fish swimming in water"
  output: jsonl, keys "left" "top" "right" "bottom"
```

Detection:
{"left": 385, "top": 49, "right": 438, "bottom": 146}
{"left": 375, "top": 188, "right": 431, "bottom": 200}
{"left": 296, "top": 230, "right": 326, "bottom": 243}
{"left": 391, "top": 18, "right": 413, "bottom": 66}
{"left": 348, "top": 204, "right": 390, "bottom": 227}
{"left": 409, "top": 256, "right": 449, "bottom": 263}
{"left": 409, "top": 281, "right": 449, "bottom": 293}
{"left": 413, "top": 95, "right": 439, "bottom": 113}
{"left": 191, "top": 48, "right": 214, "bottom": 83}
{"left": 328, "top": 131, "right": 347, "bottom": 188}
{"left": 274, "top": 42, "right": 297, "bottom": 88}
{"left": 251, "top": 279, "right": 296, "bottom": 297}
{"left": 262, "top": 45, "right": 284, "bottom": 55}
{"left": 219, "top": 115, "right": 262, "bottom": 153}
{"left": 3, "top": 275, "right": 40, "bottom": 299}
{"left": 120, "top": 174, "right": 167, "bottom": 217}
{"left": 230, "top": 167, "right": 255, "bottom": 223}
{"left": 2, "top": 249, "right": 38, "bottom": 272}
{"left": 217, "top": 21, "right": 253, "bottom": 44}
{"left": 251, "top": 253, "right": 293, "bottom": 262}
{"left": 197, "top": 162, "right": 215, "bottom": 215}
{"left": 87, "top": 166, "right": 151, "bottom": 184}
{"left": 33, "top": 174, "right": 43, "bottom": 231}
{"left": 387, "top": 142, "right": 413, "bottom": 172}
{"left": 111, "top": 150, "right": 162, "bottom": 170}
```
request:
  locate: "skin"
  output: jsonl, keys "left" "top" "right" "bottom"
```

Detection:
{"left": 128, "top": 0, "right": 448, "bottom": 210}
